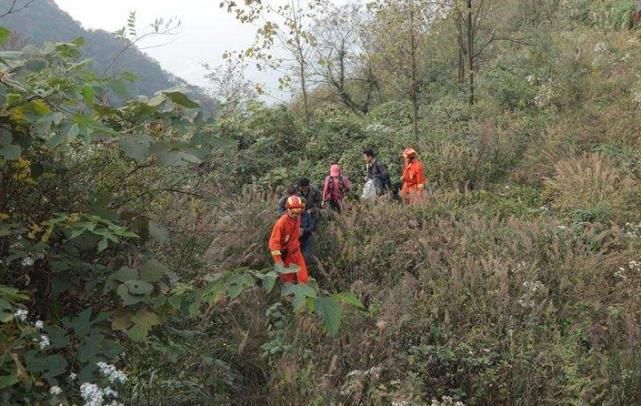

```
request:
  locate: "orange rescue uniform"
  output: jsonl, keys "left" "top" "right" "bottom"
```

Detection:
{"left": 268, "top": 214, "right": 309, "bottom": 284}
{"left": 401, "top": 159, "right": 427, "bottom": 204}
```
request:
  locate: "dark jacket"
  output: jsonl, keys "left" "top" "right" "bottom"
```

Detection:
{"left": 298, "top": 185, "right": 322, "bottom": 213}
{"left": 367, "top": 160, "right": 390, "bottom": 194}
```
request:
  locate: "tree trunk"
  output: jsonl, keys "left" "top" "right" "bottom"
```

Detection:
{"left": 300, "top": 59, "right": 310, "bottom": 128}
{"left": 467, "top": 0, "right": 474, "bottom": 106}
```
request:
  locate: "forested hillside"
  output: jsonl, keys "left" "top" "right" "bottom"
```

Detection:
{"left": 2, "top": 0, "right": 641, "bottom": 405}
{"left": 0, "top": 0, "right": 213, "bottom": 106}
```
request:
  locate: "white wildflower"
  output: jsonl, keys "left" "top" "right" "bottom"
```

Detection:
{"left": 49, "top": 385, "right": 63, "bottom": 396}
{"left": 69, "top": 372, "right": 77, "bottom": 381}
{"left": 34, "top": 320, "right": 44, "bottom": 330}
{"left": 558, "top": 225, "right": 567, "bottom": 231}
{"left": 594, "top": 42, "right": 607, "bottom": 53}
{"left": 102, "top": 387, "right": 118, "bottom": 398}
{"left": 97, "top": 362, "right": 127, "bottom": 384}
{"left": 38, "top": 334, "right": 50, "bottom": 349}
{"left": 80, "top": 383, "right": 104, "bottom": 406}
{"left": 526, "top": 74, "right": 536, "bottom": 84}
{"left": 14, "top": 309, "right": 28, "bottom": 322}
{"left": 21, "top": 256, "right": 34, "bottom": 267}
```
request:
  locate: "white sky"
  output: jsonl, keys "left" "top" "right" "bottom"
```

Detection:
{"left": 53, "top": 0, "right": 284, "bottom": 98}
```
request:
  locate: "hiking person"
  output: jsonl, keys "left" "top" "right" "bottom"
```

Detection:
{"left": 277, "top": 185, "right": 298, "bottom": 215}
{"left": 400, "top": 148, "right": 426, "bottom": 205}
{"left": 296, "top": 178, "right": 322, "bottom": 261}
{"left": 322, "top": 164, "right": 352, "bottom": 213}
{"left": 269, "top": 195, "right": 309, "bottom": 284}
{"left": 363, "top": 148, "right": 390, "bottom": 197}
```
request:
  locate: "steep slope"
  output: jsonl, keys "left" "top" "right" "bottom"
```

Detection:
{"left": 0, "top": 0, "right": 213, "bottom": 107}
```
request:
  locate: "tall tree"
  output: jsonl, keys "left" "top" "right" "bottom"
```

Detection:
{"left": 220, "top": 0, "right": 320, "bottom": 128}
{"left": 313, "top": 2, "right": 379, "bottom": 114}
{"left": 367, "top": 0, "right": 438, "bottom": 140}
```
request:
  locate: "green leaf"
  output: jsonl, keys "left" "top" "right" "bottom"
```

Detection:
{"left": 0, "top": 27, "right": 10, "bottom": 47}
{"left": 315, "top": 297, "right": 342, "bottom": 336}
{"left": 226, "top": 273, "right": 256, "bottom": 299}
{"left": 163, "top": 91, "right": 199, "bottom": 108}
{"left": 71, "top": 37, "right": 85, "bottom": 47}
{"left": 139, "top": 259, "right": 168, "bottom": 282}
{"left": 275, "top": 262, "right": 299, "bottom": 274}
{"left": 148, "top": 221, "right": 169, "bottom": 243}
{"left": 124, "top": 280, "right": 153, "bottom": 295}
{"left": 104, "top": 267, "right": 138, "bottom": 294}
{"left": 334, "top": 292, "right": 366, "bottom": 310}
{"left": 0, "top": 144, "right": 21, "bottom": 160}
{"left": 127, "top": 309, "right": 160, "bottom": 342}
{"left": 119, "top": 135, "right": 152, "bottom": 162}
{"left": 97, "top": 238, "right": 108, "bottom": 252}
{"left": 24, "top": 352, "right": 68, "bottom": 381}
{"left": 117, "top": 284, "right": 146, "bottom": 306}
{"left": 0, "top": 370, "right": 18, "bottom": 389}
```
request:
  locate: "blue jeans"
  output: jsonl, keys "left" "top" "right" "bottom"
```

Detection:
{"left": 300, "top": 232, "right": 313, "bottom": 262}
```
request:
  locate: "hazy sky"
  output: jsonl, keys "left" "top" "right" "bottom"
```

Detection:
{"left": 54, "top": 0, "right": 283, "bottom": 97}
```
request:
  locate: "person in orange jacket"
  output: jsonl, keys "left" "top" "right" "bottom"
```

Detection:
{"left": 400, "top": 148, "right": 427, "bottom": 205}
{"left": 268, "top": 195, "right": 309, "bottom": 284}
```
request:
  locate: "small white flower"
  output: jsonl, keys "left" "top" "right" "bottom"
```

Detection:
{"left": 80, "top": 382, "right": 104, "bottom": 406}
{"left": 34, "top": 320, "right": 44, "bottom": 330}
{"left": 49, "top": 385, "right": 63, "bottom": 396}
{"left": 69, "top": 372, "right": 77, "bottom": 381}
{"left": 21, "top": 257, "right": 34, "bottom": 267}
{"left": 97, "top": 362, "right": 127, "bottom": 384}
{"left": 558, "top": 225, "right": 567, "bottom": 231}
{"left": 38, "top": 334, "right": 50, "bottom": 349}
{"left": 594, "top": 42, "right": 607, "bottom": 53}
{"left": 14, "top": 309, "right": 28, "bottom": 322}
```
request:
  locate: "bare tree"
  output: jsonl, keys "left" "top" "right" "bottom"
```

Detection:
{"left": 0, "top": 0, "right": 34, "bottom": 19}
{"left": 313, "top": 2, "right": 379, "bottom": 114}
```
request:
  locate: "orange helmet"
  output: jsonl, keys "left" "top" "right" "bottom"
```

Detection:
{"left": 403, "top": 148, "right": 417, "bottom": 158}
{"left": 286, "top": 195, "right": 305, "bottom": 214}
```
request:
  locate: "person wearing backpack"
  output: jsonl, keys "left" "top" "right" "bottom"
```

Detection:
{"left": 322, "top": 164, "right": 352, "bottom": 213}
{"left": 363, "top": 148, "right": 390, "bottom": 197}
{"left": 277, "top": 185, "right": 298, "bottom": 216}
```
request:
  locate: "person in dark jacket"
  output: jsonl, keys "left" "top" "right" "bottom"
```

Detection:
{"left": 363, "top": 149, "right": 390, "bottom": 196}
{"left": 296, "top": 178, "right": 322, "bottom": 226}
{"left": 277, "top": 185, "right": 298, "bottom": 216}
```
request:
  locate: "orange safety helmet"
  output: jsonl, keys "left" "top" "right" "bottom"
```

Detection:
{"left": 286, "top": 195, "right": 305, "bottom": 214}
{"left": 403, "top": 148, "right": 417, "bottom": 159}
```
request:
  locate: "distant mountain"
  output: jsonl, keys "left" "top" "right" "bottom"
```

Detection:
{"left": 0, "top": 0, "right": 215, "bottom": 110}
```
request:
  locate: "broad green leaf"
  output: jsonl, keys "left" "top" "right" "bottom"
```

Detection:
{"left": 158, "top": 150, "right": 200, "bottom": 166}
{"left": 163, "top": 91, "right": 199, "bottom": 108}
{"left": 111, "top": 310, "right": 132, "bottom": 332}
{"left": 226, "top": 273, "right": 256, "bottom": 299}
{"left": 274, "top": 262, "right": 299, "bottom": 274}
{"left": 139, "top": 259, "right": 168, "bottom": 282}
{"left": 334, "top": 292, "right": 366, "bottom": 310}
{"left": 127, "top": 309, "right": 160, "bottom": 342}
{"left": 104, "top": 267, "right": 138, "bottom": 294}
{"left": 0, "top": 370, "right": 18, "bottom": 389}
{"left": 260, "top": 272, "right": 277, "bottom": 293}
{"left": 315, "top": 297, "right": 342, "bottom": 336}
{"left": 30, "top": 99, "right": 51, "bottom": 115}
{"left": 124, "top": 280, "right": 153, "bottom": 295}
{"left": 0, "top": 27, "right": 10, "bottom": 46}
{"left": 119, "top": 135, "right": 152, "bottom": 162}
{"left": 0, "top": 144, "right": 21, "bottom": 160}
{"left": 24, "top": 352, "right": 68, "bottom": 381}
{"left": 117, "top": 284, "right": 146, "bottom": 306}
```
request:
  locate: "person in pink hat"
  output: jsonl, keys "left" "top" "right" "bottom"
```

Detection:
{"left": 322, "top": 164, "right": 352, "bottom": 213}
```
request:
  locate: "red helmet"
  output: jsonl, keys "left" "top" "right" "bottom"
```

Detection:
{"left": 403, "top": 148, "right": 417, "bottom": 158}
{"left": 286, "top": 196, "right": 305, "bottom": 213}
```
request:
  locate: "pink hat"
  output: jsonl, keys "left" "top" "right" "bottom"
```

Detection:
{"left": 330, "top": 164, "right": 340, "bottom": 177}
